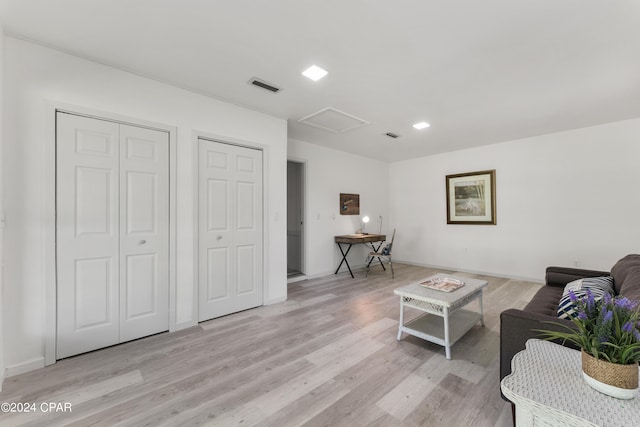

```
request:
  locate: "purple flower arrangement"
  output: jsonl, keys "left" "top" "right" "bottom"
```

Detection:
{"left": 539, "top": 290, "right": 640, "bottom": 365}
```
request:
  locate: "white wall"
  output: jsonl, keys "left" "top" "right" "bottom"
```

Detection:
{"left": 0, "top": 24, "right": 4, "bottom": 389}
{"left": 2, "top": 37, "right": 287, "bottom": 373}
{"left": 390, "top": 118, "right": 640, "bottom": 281}
{"left": 288, "top": 139, "right": 390, "bottom": 277}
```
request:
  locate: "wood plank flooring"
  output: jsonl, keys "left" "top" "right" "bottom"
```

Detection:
{"left": 0, "top": 264, "right": 541, "bottom": 426}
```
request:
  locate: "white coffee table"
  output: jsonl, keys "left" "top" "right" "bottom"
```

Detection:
{"left": 394, "top": 274, "right": 487, "bottom": 359}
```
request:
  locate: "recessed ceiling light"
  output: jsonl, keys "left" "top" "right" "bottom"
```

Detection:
{"left": 413, "top": 121, "right": 431, "bottom": 130}
{"left": 302, "top": 65, "right": 328, "bottom": 81}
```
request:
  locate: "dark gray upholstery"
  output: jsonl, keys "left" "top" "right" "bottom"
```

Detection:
{"left": 545, "top": 266, "right": 609, "bottom": 289}
{"left": 612, "top": 255, "right": 640, "bottom": 300}
{"left": 499, "top": 256, "right": 640, "bottom": 403}
{"left": 523, "top": 285, "right": 564, "bottom": 316}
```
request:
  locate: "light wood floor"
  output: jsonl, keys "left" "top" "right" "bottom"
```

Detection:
{"left": 0, "top": 264, "right": 541, "bottom": 427}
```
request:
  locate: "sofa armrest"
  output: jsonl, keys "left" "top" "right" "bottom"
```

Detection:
{"left": 545, "top": 266, "right": 610, "bottom": 288}
{"left": 499, "top": 308, "right": 577, "bottom": 401}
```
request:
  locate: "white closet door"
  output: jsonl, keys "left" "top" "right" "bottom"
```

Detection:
{"left": 57, "top": 113, "right": 121, "bottom": 359}
{"left": 57, "top": 113, "right": 170, "bottom": 359}
{"left": 119, "top": 124, "right": 169, "bottom": 342}
{"left": 198, "top": 139, "right": 263, "bottom": 321}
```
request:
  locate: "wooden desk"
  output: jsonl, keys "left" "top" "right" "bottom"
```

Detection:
{"left": 334, "top": 234, "right": 386, "bottom": 278}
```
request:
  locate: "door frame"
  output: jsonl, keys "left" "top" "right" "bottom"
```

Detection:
{"left": 44, "top": 101, "right": 178, "bottom": 366}
{"left": 192, "top": 131, "right": 268, "bottom": 323}
{"left": 287, "top": 157, "right": 307, "bottom": 277}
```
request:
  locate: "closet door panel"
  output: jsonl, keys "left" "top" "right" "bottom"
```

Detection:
{"left": 119, "top": 124, "right": 169, "bottom": 342}
{"left": 57, "top": 114, "right": 170, "bottom": 358}
{"left": 198, "top": 140, "right": 263, "bottom": 321}
{"left": 56, "top": 113, "right": 120, "bottom": 359}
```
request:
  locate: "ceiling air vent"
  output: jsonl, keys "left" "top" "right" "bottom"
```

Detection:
{"left": 385, "top": 132, "right": 400, "bottom": 139}
{"left": 248, "top": 77, "right": 281, "bottom": 93}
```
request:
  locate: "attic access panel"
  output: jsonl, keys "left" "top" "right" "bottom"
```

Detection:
{"left": 298, "top": 107, "right": 369, "bottom": 134}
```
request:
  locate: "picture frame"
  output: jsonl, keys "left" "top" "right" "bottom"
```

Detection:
{"left": 446, "top": 170, "right": 496, "bottom": 225}
{"left": 339, "top": 193, "right": 360, "bottom": 215}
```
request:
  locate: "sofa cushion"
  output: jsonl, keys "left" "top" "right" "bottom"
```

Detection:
{"left": 618, "top": 266, "right": 640, "bottom": 302}
{"left": 524, "top": 285, "right": 564, "bottom": 316}
{"left": 611, "top": 254, "right": 640, "bottom": 294}
{"left": 546, "top": 267, "right": 611, "bottom": 288}
{"left": 557, "top": 276, "right": 614, "bottom": 319}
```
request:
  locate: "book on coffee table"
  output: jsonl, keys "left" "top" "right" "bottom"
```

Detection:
{"left": 420, "top": 277, "right": 465, "bottom": 292}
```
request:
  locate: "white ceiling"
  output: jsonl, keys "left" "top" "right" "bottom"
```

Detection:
{"left": 1, "top": 0, "right": 639, "bottom": 162}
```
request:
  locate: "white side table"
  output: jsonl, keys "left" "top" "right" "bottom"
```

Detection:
{"left": 393, "top": 274, "right": 487, "bottom": 359}
{"left": 501, "top": 339, "right": 640, "bottom": 427}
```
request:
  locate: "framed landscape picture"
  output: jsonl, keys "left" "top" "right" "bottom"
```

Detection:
{"left": 446, "top": 170, "right": 496, "bottom": 225}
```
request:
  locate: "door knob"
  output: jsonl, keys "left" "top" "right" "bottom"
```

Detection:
{"left": 216, "top": 235, "right": 222, "bottom": 241}
{"left": 139, "top": 240, "right": 147, "bottom": 244}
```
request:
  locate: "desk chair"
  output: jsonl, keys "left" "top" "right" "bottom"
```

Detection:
{"left": 366, "top": 229, "right": 396, "bottom": 278}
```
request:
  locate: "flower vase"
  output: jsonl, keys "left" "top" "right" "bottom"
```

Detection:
{"left": 581, "top": 350, "right": 639, "bottom": 399}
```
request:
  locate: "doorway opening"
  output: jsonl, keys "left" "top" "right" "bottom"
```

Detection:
{"left": 287, "top": 160, "right": 305, "bottom": 280}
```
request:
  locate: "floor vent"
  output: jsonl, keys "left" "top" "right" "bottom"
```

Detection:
{"left": 385, "top": 132, "right": 400, "bottom": 139}
{"left": 248, "top": 77, "right": 281, "bottom": 93}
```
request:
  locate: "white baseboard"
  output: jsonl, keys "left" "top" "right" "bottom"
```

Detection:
{"left": 393, "top": 259, "right": 544, "bottom": 284}
{"left": 299, "top": 264, "right": 369, "bottom": 282}
{"left": 174, "top": 319, "right": 198, "bottom": 331}
{"left": 5, "top": 357, "right": 45, "bottom": 378}
{"left": 298, "top": 261, "right": 543, "bottom": 285}
{"left": 287, "top": 275, "right": 308, "bottom": 284}
{"left": 294, "top": 270, "right": 333, "bottom": 280}
{"left": 264, "top": 295, "right": 287, "bottom": 305}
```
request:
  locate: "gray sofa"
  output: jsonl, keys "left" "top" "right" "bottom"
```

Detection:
{"left": 500, "top": 254, "right": 640, "bottom": 402}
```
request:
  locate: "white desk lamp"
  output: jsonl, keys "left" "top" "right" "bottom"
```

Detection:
{"left": 361, "top": 216, "right": 370, "bottom": 234}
